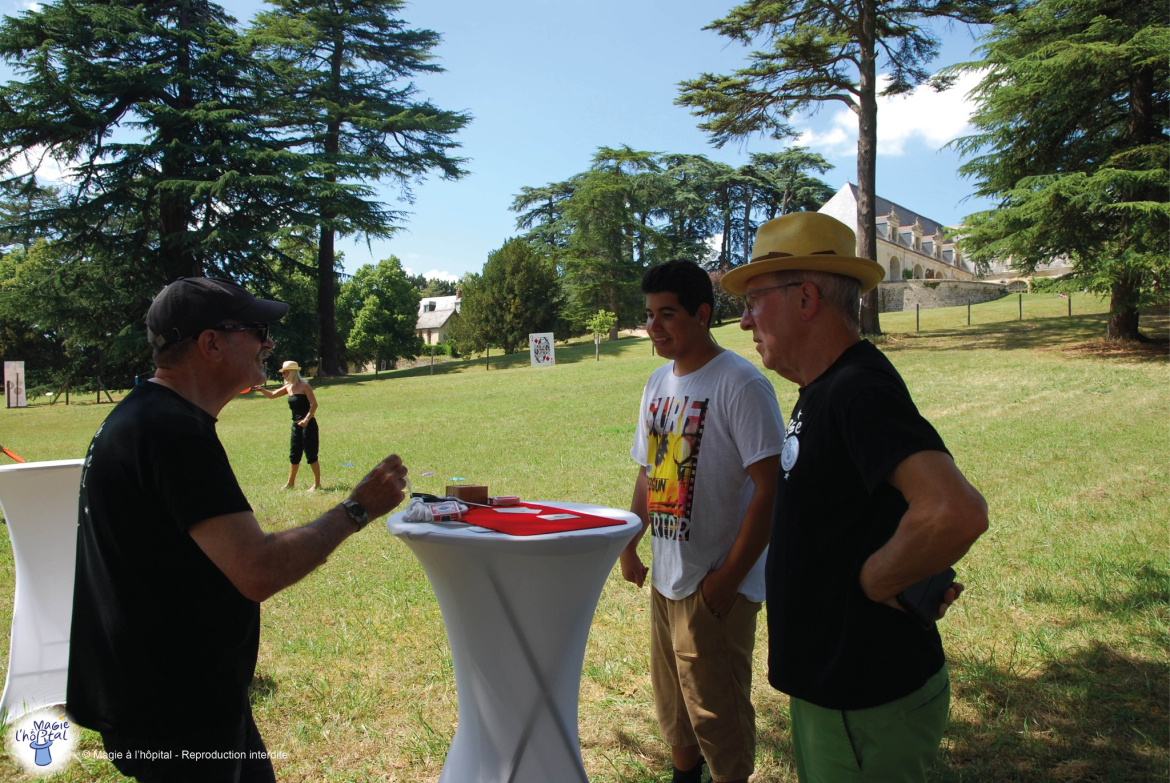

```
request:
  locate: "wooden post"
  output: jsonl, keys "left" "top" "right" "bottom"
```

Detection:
{"left": 1018, "top": 293, "right": 1022, "bottom": 320}
{"left": 486, "top": 346, "right": 489, "bottom": 371}
{"left": 595, "top": 333, "right": 600, "bottom": 361}
{"left": 430, "top": 346, "right": 435, "bottom": 375}
{"left": 916, "top": 303, "right": 920, "bottom": 332}
{"left": 1068, "top": 295, "right": 1072, "bottom": 317}
{"left": 967, "top": 300, "right": 971, "bottom": 326}
{"left": 51, "top": 379, "right": 68, "bottom": 406}
{"left": 100, "top": 378, "right": 113, "bottom": 404}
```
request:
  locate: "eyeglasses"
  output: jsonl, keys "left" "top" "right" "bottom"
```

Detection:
{"left": 742, "top": 282, "right": 805, "bottom": 316}
{"left": 211, "top": 322, "right": 270, "bottom": 343}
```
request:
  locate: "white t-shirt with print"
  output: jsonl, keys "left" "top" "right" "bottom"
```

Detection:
{"left": 630, "top": 349, "right": 785, "bottom": 602}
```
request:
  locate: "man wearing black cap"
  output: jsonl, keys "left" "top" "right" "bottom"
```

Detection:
{"left": 722, "top": 213, "right": 989, "bottom": 783}
{"left": 66, "top": 277, "right": 409, "bottom": 782}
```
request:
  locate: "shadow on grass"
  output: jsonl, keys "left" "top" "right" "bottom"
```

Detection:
{"left": 1025, "top": 563, "right": 1170, "bottom": 622}
{"left": 942, "top": 642, "right": 1167, "bottom": 782}
{"left": 248, "top": 672, "right": 279, "bottom": 705}
{"left": 879, "top": 308, "right": 1168, "bottom": 363}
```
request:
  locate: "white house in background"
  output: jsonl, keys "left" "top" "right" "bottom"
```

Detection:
{"left": 817, "top": 183, "right": 977, "bottom": 281}
{"left": 415, "top": 293, "right": 460, "bottom": 345}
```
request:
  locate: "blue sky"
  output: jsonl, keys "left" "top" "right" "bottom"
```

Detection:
{"left": 2, "top": 0, "right": 996, "bottom": 281}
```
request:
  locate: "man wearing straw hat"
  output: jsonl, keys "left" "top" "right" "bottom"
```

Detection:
{"left": 67, "top": 277, "right": 409, "bottom": 782}
{"left": 720, "top": 213, "right": 989, "bottom": 783}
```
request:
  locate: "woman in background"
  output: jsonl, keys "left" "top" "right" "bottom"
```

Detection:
{"left": 254, "top": 360, "right": 321, "bottom": 491}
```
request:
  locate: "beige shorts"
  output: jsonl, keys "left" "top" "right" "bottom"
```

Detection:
{"left": 650, "top": 585, "right": 761, "bottom": 782}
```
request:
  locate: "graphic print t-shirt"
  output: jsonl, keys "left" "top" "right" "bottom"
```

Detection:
{"left": 631, "top": 350, "right": 785, "bottom": 602}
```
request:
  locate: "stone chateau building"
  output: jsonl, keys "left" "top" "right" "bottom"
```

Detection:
{"left": 817, "top": 182, "right": 1072, "bottom": 284}
{"left": 817, "top": 183, "right": 977, "bottom": 281}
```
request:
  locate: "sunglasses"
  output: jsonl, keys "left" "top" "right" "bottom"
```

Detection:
{"left": 211, "top": 322, "right": 270, "bottom": 342}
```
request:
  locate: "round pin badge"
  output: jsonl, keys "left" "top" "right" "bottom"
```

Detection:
{"left": 781, "top": 435, "right": 800, "bottom": 471}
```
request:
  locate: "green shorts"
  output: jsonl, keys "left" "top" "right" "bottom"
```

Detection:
{"left": 789, "top": 665, "right": 950, "bottom": 783}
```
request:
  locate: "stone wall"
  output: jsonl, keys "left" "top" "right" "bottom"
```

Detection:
{"left": 878, "top": 280, "right": 1009, "bottom": 312}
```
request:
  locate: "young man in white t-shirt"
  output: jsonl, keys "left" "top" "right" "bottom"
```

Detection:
{"left": 622, "top": 259, "right": 786, "bottom": 783}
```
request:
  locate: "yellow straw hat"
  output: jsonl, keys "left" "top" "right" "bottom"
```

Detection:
{"left": 280, "top": 361, "right": 301, "bottom": 373}
{"left": 720, "top": 212, "right": 886, "bottom": 295}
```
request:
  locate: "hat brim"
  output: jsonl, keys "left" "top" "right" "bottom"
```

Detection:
{"left": 233, "top": 297, "right": 290, "bottom": 323}
{"left": 720, "top": 255, "right": 886, "bottom": 296}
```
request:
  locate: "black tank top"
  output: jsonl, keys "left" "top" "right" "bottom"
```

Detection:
{"left": 288, "top": 393, "right": 311, "bottom": 420}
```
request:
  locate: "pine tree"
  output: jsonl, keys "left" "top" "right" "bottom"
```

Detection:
{"left": 0, "top": 0, "right": 295, "bottom": 286}
{"left": 949, "top": 0, "right": 1168, "bottom": 340}
{"left": 677, "top": 0, "right": 1005, "bottom": 334}
{"left": 250, "top": 0, "right": 469, "bottom": 376}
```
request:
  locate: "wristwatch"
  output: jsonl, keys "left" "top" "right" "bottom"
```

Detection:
{"left": 340, "top": 499, "right": 370, "bottom": 530}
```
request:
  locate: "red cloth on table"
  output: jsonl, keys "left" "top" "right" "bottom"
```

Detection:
{"left": 461, "top": 503, "right": 626, "bottom": 536}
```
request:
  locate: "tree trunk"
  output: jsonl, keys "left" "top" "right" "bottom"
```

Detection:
{"left": 608, "top": 285, "right": 620, "bottom": 342}
{"left": 158, "top": 0, "right": 198, "bottom": 279}
{"left": 743, "top": 185, "right": 753, "bottom": 265}
{"left": 721, "top": 194, "right": 732, "bottom": 267}
{"left": 1106, "top": 271, "right": 1142, "bottom": 341}
{"left": 637, "top": 211, "right": 648, "bottom": 267}
{"left": 855, "top": 0, "right": 882, "bottom": 336}
{"left": 316, "top": 37, "right": 345, "bottom": 376}
{"left": 317, "top": 218, "right": 340, "bottom": 374}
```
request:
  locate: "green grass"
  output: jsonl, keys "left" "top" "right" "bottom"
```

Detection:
{"left": 1, "top": 292, "right": 1167, "bottom": 782}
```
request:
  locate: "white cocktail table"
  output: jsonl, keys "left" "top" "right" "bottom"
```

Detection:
{"left": 0, "top": 459, "right": 84, "bottom": 720}
{"left": 386, "top": 501, "right": 639, "bottom": 783}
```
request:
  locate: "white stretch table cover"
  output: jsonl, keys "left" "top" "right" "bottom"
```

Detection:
{"left": 0, "top": 459, "right": 84, "bottom": 720}
{"left": 387, "top": 501, "right": 639, "bottom": 783}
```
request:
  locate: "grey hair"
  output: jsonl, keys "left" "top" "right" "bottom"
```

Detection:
{"left": 769, "top": 269, "right": 861, "bottom": 331}
{"left": 146, "top": 327, "right": 194, "bottom": 368}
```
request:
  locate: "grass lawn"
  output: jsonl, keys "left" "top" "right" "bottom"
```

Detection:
{"left": 0, "top": 292, "right": 1166, "bottom": 782}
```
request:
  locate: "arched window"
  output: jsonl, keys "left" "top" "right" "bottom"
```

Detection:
{"left": 889, "top": 257, "right": 902, "bottom": 281}
{"left": 914, "top": 264, "right": 923, "bottom": 279}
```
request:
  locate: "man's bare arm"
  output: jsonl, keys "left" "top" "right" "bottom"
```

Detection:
{"left": 189, "top": 454, "right": 408, "bottom": 602}
{"left": 701, "top": 454, "right": 779, "bottom": 615}
{"left": 619, "top": 466, "right": 651, "bottom": 587}
{"left": 859, "top": 450, "right": 988, "bottom": 604}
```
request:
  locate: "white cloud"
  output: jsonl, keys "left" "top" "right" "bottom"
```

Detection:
{"left": 21, "top": 1, "right": 42, "bottom": 12}
{"left": 874, "top": 70, "right": 982, "bottom": 155}
{"left": 6, "top": 146, "right": 69, "bottom": 183}
{"left": 421, "top": 269, "right": 459, "bottom": 283}
{"left": 704, "top": 233, "right": 721, "bottom": 256}
{"left": 793, "top": 69, "right": 983, "bottom": 158}
{"left": 794, "top": 118, "right": 855, "bottom": 156}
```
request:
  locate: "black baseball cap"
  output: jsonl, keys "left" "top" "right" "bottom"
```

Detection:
{"left": 146, "top": 277, "right": 289, "bottom": 349}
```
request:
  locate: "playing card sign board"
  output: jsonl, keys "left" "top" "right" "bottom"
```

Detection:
{"left": 4, "top": 362, "right": 26, "bottom": 408}
{"left": 529, "top": 333, "right": 555, "bottom": 367}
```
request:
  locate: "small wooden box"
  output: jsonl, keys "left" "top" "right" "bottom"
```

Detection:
{"left": 446, "top": 484, "right": 488, "bottom": 505}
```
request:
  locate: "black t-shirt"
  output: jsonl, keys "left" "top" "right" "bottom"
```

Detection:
{"left": 766, "top": 340, "right": 950, "bottom": 710}
{"left": 67, "top": 381, "right": 259, "bottom": 734}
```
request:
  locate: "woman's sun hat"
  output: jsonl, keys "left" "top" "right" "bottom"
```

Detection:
{"left": 280, "top": 361, "right": 302, "bottom": 373}
{"left": 720, "top": 212, "right": 886, "bottom": 295}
